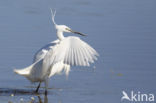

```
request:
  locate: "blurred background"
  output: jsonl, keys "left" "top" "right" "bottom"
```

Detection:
{"left": 0, "top": 0, "right": 156, "bottom": 102}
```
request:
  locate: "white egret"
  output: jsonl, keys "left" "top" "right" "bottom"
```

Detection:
{"left": 14, "top": 9, "right": 99, "bottom": 95}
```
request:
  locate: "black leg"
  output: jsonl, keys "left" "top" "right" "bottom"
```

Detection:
{"left": 45, "top": 90, "right": 48, "bottom": 95}
{"left": 35, "top": 82, "right": 41, "bottom": 93}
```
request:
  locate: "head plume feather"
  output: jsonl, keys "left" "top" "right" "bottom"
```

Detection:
{"left": 50, "top": 8, "right": 57, "bottom": 26}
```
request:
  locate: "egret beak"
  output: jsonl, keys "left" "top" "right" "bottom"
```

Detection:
{"left": 67, "top": 28, "right": 87, "bottom": 36}
{"left": 72, "top": 31, "right": 87, "bottom": 36}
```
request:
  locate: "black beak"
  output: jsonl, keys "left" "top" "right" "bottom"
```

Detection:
{"left": 67, "top": 29, "right": 87, "bottom": 36}
{"left": 72, "top": 31, "right": 87, "bottom": 36}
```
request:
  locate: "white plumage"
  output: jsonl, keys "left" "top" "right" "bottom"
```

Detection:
{"left": 14, "top": 9, "right": 98, "bottom": 94}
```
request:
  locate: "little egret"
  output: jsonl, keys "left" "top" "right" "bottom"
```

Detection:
{"left": 14, "top": 9, "right": 99, "bottom": 95}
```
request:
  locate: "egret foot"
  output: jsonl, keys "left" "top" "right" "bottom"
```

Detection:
{"left": 35, "top": 82, "right": 41, "bottom": 93}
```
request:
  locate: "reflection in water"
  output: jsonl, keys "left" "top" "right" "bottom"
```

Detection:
{"left": 17, "top": 94, "right": 48, "bottom": 103}
{"left": 0, "top": 88, "right": 44, "bottom": 96}
{"left": 0, "top": 88, "right": 50, "bottom": 103}
{"left": 11, "top": 94, "right": 49, "bottom": 103}
{"left": 38, "top": 95, "right": 48, "bottom": 103}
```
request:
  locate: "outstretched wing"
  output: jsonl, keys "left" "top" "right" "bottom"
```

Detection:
{"left": 43, "top": 36, "right": 99, "bottom": 71}
{"left": 33, "top": 40, "right": 59, "bottom": 62}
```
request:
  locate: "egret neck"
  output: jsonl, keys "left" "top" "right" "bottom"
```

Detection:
{"left": 57, "top": 30, "right": 65, "bottom": 40}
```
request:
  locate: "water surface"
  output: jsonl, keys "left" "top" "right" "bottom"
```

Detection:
{"left": 0, "top": 0, "right": 156, "bottom": 103}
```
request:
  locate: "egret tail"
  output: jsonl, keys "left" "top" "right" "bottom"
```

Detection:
{"left": 14, "top": 65, "right": 32, "bottom": 77}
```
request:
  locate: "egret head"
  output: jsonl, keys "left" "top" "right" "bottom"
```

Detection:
{"left": 50, "top": 9, "right": 86, "bottom": 36}
{"left": 55, "top": 25, "right": 71, "bottom": 33}
{"left": 55, "top": 25, "right": 86, "bottom": 36}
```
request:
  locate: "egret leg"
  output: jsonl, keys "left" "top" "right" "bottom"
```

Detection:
{"left": 35, "top": 82, "right": 41, "bottom": 93}
{"left": 44, "top": 78, "right": 49, "bottom": 95}
{"left": 45, "top": 90, "right": 48, "bottom": 95}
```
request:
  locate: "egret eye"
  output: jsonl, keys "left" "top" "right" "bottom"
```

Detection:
{"left": 65, "top": 28, "right": 70, "bottom": 30}
{"left": 65, "top": 28, "right": 72, "bottom": 32}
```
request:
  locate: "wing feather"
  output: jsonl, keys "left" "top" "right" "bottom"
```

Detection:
{"left": 71, "top": 48, "right": 74, "bottom": 65}
{"left": 78, "top": 46, "right": 85, "bottom": 66}
{"left": 43, "top": 36, "right": 98, "bottom": 71}
{"left": 83, "top": 46, "right": 94, "bottom": 63}
{"left": 73, "top": 48, "right": 77, "bottom": 65}
{"left": 33, "top": 40, "right": 59, "bottom": 62}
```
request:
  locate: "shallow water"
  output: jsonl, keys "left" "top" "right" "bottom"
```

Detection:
{"left": 0, "top": 0, "right": 156, "bottom": 103}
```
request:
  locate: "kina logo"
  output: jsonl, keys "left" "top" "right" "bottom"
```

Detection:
{"left": 121, "top": 91, "right": 154, "bottom": 102}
